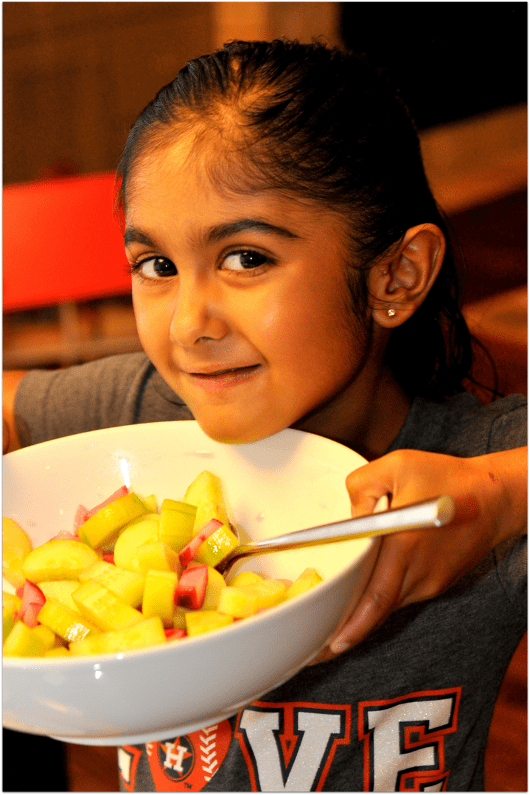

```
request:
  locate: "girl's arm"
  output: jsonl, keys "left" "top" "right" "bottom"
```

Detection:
{"left": 3, "top": 370, "right": 27, "bottom": 453}
{"left": 316, "top": 447, "right": 527, "bottom": 661}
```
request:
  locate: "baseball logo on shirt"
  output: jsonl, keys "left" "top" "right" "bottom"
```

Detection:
{"left": 145, "top": 720, "right": 232, "bottom": 790}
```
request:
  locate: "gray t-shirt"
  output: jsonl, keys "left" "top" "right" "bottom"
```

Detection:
{"left": 15, "top": 353, "right": 527, "bottom": 791}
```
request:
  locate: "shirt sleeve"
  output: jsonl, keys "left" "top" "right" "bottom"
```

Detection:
{"left": 486, "top": 398, "right": 527, "bottom": 453}
{"left": 14, "top": 353, "right": 154, "bottom": 446}
{"left": 447, "top": 394, "right": 527, "bottom": 456}
{"left": 493, "top": 535, "right": 527, "bottom": 617}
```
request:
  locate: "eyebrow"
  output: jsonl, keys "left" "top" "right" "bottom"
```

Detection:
{"left": 123, "top": 228, "right": 156, "bottom": 247}
{"left": 205, "top": 219, "right": 301, "bottom": 242}
{"left": 124, "top": 218, "right": 301, "bottom": 248}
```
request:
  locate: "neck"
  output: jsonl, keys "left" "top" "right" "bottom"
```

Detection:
{"left": 293, "top": 364, "right": 411, "bottom": 462}
{"left": 350, "top": 368, "right": 411, "bottom": 460}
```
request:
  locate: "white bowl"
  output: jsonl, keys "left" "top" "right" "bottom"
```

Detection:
{"left": 3, "top": 421, "right": 379, "bottom": 746}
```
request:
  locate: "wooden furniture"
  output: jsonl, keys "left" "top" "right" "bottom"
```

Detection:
{"left": 463, "top": 285, "right": 527, "bottom": 398}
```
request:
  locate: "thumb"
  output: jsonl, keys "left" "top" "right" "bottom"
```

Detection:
{"left": 346, "top": 458, "right": 396, "bottom": 517}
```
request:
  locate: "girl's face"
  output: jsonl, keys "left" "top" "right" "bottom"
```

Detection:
{"left": 125, "top": 138, "right": 386, "bottom": 446}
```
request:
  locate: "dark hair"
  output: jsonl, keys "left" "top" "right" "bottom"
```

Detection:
{"left": 116, "top": 38, "right": 473, "bottom": 400}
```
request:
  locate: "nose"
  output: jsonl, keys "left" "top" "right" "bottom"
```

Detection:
{"left": 169, "top": 275, "right": 229, "bottom": 347}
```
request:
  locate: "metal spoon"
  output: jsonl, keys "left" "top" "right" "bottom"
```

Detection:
{"left": 216, "top": 495, "right": 455, "bottom": 576}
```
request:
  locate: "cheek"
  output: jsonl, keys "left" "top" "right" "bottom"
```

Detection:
{"left": 260, "top": 281, "right": 357, "bottom": 371}
{"left": 132, "top": 292, "right": 166, "bottom": 352}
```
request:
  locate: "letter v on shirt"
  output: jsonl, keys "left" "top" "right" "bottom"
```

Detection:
{"left": 236, "top": 702, "right": 351, "bottom": 791}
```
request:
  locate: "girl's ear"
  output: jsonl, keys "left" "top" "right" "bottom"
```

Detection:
{"left": 368, "top": 223, "right": 446, "bottom": 328}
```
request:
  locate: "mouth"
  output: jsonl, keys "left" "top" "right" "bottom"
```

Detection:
{"left": 182, "top": 364, "right": 261, "bottom": 391}
{"left": 186, "top": 364, "right": 261, "bottom": 377}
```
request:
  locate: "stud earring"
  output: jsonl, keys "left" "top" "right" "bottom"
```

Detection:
{"left": 387, "top": 308, "right": 395, "bottom": 317}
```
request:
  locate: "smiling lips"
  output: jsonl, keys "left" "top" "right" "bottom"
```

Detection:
{"left": 183, "top": 364, "right": 261, "bottom": 391}
{"left": 188, "top": 364, "right": 260, "bottom": 377}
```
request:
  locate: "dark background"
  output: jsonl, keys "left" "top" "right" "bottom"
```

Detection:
{"left": 341, "top": 2, "right": 527, "bottom": 129}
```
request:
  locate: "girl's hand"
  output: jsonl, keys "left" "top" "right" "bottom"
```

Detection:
{"left": 3, "top": 370, "right": 27, "bottom": 454}
{"left": 313, "top": 447, "right": 527, "bottom": 663}
{"left": 3, "top": 416, "right": 11, "bottom": 454}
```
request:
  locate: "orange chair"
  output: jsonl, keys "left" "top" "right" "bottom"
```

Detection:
{"left": 3, "top": 172, "right": 141, "bottom": 367}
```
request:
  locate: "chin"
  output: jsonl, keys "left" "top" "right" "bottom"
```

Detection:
{"left": 194, "top": 414, "right": 283, "bottom": 446}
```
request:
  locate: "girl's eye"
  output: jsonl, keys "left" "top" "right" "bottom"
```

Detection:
{"left": 134, "top": 256, "right": 177, "bottom": 279}
{"left": 222, "top": 250, "right": 271, "bottom": 271}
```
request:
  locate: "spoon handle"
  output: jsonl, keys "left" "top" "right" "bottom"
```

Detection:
{"left": 221, "top": 496, "right": 454, "bottom": 573}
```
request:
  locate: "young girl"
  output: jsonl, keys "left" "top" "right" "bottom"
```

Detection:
{"left": 3, "top": 40, "right": 526, "bottom": 791}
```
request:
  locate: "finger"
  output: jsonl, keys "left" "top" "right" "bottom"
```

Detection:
{"left": 346, "top": 464, "right": 393, "bottom": 517}
{"left": 346, "top": 451, "right": 411, "bottom": 514}
{"left": 327, "top": 539, "right": 406, "bottom": 655}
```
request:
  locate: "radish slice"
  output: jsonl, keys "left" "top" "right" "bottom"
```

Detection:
{"left": 73, "top": 485, "right": 130, "bottom": 532}
{"left": 87, "top": 485, "right": 129, "bottom": 518}
{"left": 175, "top": 565, "right": 208, "bottom": 609}
{"left": 18, "top": 580, "right": 46, "bottom": 628}
{"left": 73, "top": 506, "right": 90, "bottom": 532}
{"left": 178, "top": 519, "right": 222, "bottom": 568}
{"left": 164, "top": 628, "right": 186, "bottom": 640}
{"left": 22, "top": 603, "right": 42, "bottom": 628}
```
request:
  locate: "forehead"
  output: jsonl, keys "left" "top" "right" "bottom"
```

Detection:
{"left": 125, "top": 131, "right": 212, "bottom": 207}
{"left": 124, "top": 133, "right": 350, "bottom": 245}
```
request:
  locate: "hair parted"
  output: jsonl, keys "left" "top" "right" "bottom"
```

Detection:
{"left": 116, "top": 38, "right": 474, "bottom": 401}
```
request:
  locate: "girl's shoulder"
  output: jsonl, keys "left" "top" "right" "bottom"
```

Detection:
{"left": 14, "top": 352, "right": 185, "bottom": 446}
{"left": 390, "top": 391, "right": 526, "bottom": 457}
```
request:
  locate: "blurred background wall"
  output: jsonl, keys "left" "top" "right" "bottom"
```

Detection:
{"left": 3, "top": 2, "right": 343, "bottom": 184}
{"left": 3, "top": 2, "right": 526, "bottom": 187}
